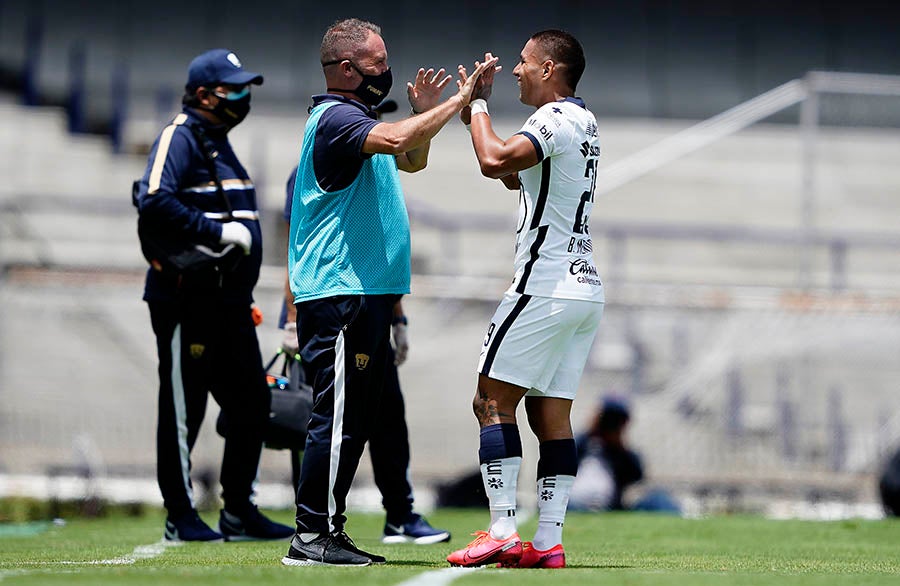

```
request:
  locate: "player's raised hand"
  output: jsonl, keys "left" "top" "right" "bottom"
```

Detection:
{"left": 407, "top": 67, "right": 452, "bottom": 114}
{"left": 475, "top": 52, "right": 500, "bottom": 100}
{"left": 458, "top": 53, "right": 502, "bottom": 100}
{"left": 456, "top": 55, "right": 500, "bottom": 105}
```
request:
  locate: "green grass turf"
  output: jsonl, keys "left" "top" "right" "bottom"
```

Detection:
{"left": 0, "top": 508, "right": 898, "bottom": 585}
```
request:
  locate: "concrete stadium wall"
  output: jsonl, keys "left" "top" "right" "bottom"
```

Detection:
{"left": 1, "top": 0, "right": 899, "bottom": 126}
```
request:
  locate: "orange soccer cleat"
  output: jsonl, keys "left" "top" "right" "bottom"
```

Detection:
{"left": 499, "top": 541, "right": 566, "bottom": 569}
{"left": 446, "top": 530, "right": 523, "bottom": 567}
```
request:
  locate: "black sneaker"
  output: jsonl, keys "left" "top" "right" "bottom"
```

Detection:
{"left": 382, "top": 513, "right": 451, "bottom": 544}
{"left": 330, "top": 530, "right": 386, "bottom": 564}
{"left": 164, "top": 510, "right": 224, "bottom": 542}
{"left": 281, "top": 532, "right": 372, "bottom": 567}
{"left": 218, "top": 505, "right": 294, "bottom": 541}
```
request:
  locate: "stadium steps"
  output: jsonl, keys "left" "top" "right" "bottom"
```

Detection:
{"left": 0, "top": 102, "right": 149, "bottom": 270}
{"left": 6, "top": 98, "right": 899, "bottom": 289}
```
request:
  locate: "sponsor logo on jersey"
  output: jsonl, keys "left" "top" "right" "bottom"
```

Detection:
{"left": 579, "top": 141, "right": 601, "bottom": 158}
{"left": 548, "top": 108, "right": 563, "bottom": 127}
{"left": 189, "top": 344, "right": 205, "bottom": 359}
{"left": 586, "top": 120, "right": 598, "bottom": 137}
{"left": 569, "top": 259, "right": 602, "bottom": 286}
{"left": 528, "top": 118, "right": 554, "bottom": 140}
{"left": 355, "top": 353, "right": 370, "bottom": 370}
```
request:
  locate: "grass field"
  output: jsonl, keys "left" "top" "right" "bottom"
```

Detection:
{"left": 1, "top": 508, "right": 898, "bottom": 585}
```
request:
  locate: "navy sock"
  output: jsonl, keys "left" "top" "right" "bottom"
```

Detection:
{"left": 478, "top": 423, "right": 523, "bottom": 463}
{"left": 536, "top": 438, "right": 578, "bottom": 478}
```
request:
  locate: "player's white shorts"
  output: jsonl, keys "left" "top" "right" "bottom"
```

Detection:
{"left": 477, "top": 292, "right": 604, "bottom": 400}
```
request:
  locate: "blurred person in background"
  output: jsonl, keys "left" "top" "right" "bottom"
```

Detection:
{"left": 446, "top": 30, "right": 604, "bottom": 570}
{"left": 282, "top": 18, "right": 494, "bottom": 567}
{"left": 879, "top": 446, "right": 900, "bottom": 516}
{"left": 134, "top": 49, "right": 293, "bottom": 543}
{"left": 571, "top": 396, "right": 680, "bottom": 514}
{"left": 281, "top": 163, "right": 450, "bottom": 545}
{"left": 571, "top": 397, "right": 643, "bottom": 511}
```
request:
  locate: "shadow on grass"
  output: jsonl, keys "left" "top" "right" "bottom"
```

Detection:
{"left": 384, "top": 561, "right": 636, "bottom": 570}
{"left": 384, "top": 561, "right": 447, "bottom": 568}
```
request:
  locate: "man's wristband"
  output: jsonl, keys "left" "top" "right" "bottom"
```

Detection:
{"left": 470, "top": 98, "right": 489, "bottom": 117}
{"left": 392, "top": 315, "right": 408, "bottom": 326}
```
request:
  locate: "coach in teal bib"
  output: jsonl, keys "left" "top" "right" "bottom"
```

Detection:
{"left": 281, "top": 18, "right": 492, "bottom": 564}
{"left": 289, "top": 100, "right": 410, "bottom": 302}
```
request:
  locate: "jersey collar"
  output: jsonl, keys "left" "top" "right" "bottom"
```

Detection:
{"left": 310, "top": 93, "right": 377, "bottom": 118}
{"left": 558, "top": 96, "right": 586, "bottom": 109}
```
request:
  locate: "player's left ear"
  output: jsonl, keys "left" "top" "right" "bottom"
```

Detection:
{"left": 542, "top": 60, "right": 554, "bottom": 80}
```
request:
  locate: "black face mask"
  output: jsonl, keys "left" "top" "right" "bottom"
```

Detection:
{"left": 327, "top": 61, "right": 392, "bottom": 106}
{"left": 209, "top": 87, "right": 252, "bottom": 127}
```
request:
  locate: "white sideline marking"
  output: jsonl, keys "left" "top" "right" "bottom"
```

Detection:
{"left": 395, "top": 567, "right": 483, "bottom": 586}
{"left": 60, "top": 539, "right": 181, "bottom": 565}
{"left": 0, "top": 539, "right": 178, "bottom": 580}
{"left": 0, "top": 568, "right": 80, "bottom": 581}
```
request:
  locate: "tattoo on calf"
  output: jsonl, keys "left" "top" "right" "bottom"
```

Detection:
{"left": 475, "top": 400, "right": 500, "bottom": 427}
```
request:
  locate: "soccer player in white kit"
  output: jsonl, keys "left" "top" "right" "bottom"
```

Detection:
{"left": 447, "top": 30, "right": 604, "bottom": 569}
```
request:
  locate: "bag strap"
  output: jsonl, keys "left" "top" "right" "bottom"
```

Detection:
{"left": 264, "top": 351, "right": 282, "bottom": 373}
{"left": 282, "top": 351, "right": 302, "bottom": 376}
{"left": 264, "top": 348, "right": 302, "bottom": 377}
{"left": 186, "top": 122, "right": 233, "bottom": 221}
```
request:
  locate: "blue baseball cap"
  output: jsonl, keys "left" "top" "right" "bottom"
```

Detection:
{"left": 186, "top": 49, "right": 263, "bottom": 90}
{"left": 598, "top": 395, "right": 631, "bottom": 431}
{"left": 600, "top": 396, "right": 630, "bottom": 417}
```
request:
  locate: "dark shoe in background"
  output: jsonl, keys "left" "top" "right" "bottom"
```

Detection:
{"left": 164, "top": 510, "right": 224, "bottom": 542}
{"left": 382, "top": 512, "right": 451, "bottom": 544}
{"left": 218, "top": 505, "right": 294, "bottom": 541}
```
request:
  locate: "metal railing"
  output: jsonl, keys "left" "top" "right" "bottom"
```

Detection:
{"left": 408, "top": 71, "right": 900, "bottom": 293}
{"left": 407, "top": 201, "right": 900, "bottom": 294}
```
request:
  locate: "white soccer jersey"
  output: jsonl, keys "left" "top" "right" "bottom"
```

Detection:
{"left": 509, "top": 97, "right": 604, "bottom": 303}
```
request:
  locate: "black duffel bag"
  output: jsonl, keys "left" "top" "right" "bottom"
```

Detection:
{"left": 216, "top": 349, "right": 313, "bottom": 452}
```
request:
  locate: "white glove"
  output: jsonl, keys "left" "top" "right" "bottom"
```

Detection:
{"left": 392, "top": 321, "right": 409, "bottom": 366}
{"left": 281, "top": 321, "right": 300, "bottom": 356}
{"left": 219, "top": 221, "right": 252, "bottom": 255}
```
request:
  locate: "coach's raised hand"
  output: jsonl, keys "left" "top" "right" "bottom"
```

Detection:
{"left": 408, "top": 67, "right": 452, "bottom": 114}
{"left": 366, "top": 54, "right": 498, "bottom": 171}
